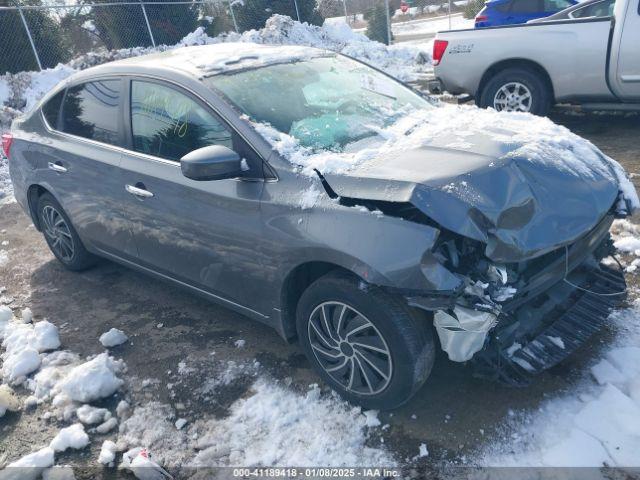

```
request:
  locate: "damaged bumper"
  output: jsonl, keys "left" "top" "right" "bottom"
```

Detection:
{"left": 408, "top": 212, "right": 627, "bottom": 380}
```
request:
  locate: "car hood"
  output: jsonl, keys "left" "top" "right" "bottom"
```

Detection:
{"left": 323, "top": 135, "right": 620, "bottom": 263}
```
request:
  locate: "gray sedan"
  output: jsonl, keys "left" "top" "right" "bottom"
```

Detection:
{"left": 5, "top": 43, "right": 633, "bottom": 408}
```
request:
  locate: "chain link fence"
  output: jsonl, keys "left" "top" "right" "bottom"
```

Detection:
{"left": 0, "top": 0, "right": 466, "bottom": 75}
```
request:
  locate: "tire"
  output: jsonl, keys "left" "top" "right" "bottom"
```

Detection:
{"left": 478, "top": 67, "right": 552, "bottom": 116}
{"left": 296, "top": 271, "right": 435, "bottom": 410}
{"left": 37, "top": 192, "right": 97, "bottom": 271}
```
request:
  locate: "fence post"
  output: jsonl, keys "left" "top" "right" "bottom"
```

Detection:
{"left": 14, "top": 1, "right": 42, "bottom": 71}
{"left": 229, "top": 1, "right": 239, "bottom": 32}
{"left": 293, "top": 0, "right": 300, "bottom": 21}
{"left": 384, "top": 0, "right": 391, "bottom": 45}
{"left": 342, "top": 0, "right": 348, "bottom": 23}
{"left": 139, "top": 0, "right": 156, "bottom": 47}
{"left": 448, "top": 0, "right": 452, "bottom": 29}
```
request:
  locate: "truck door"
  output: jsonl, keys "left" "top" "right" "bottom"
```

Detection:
{"left": 610, "top": 0, "right": 640, "bottom": 99}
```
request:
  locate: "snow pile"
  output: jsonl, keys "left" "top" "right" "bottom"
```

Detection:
{"left": 76, "top": 404, "right": 111, "bottom": 425}
{"left": 180, "top": 16, "right": 429, "bottom": 81}
{"left": 190, "top": 379, "right": 394, "bottom": 467}
{"left": 116, "top": 377, "right": 393, "bottom": 468}
{"left": 98, "top": 440, "right": 117, "bottom": 465}
{"left": 253, "top": 104, "right": 639, "bottom": 210}
{"left": 612, "top": 219, "right": 640, "bottom": 256}
{"left": 480, "top": 300, "right": 640, "bottom": 467}
{"left": 3, "top": 447, "right": 55, "bottom": 480}
{"left": 54, "top": 352, "right": 124, "bottom": 403}
{"left": 49, "top": 423, "right": 90, "bottom": 452}
{"left": 1, "top": 312, "right": 61, "bottom": 384}
{"left": 99, "top": 328, "right": 128, "bottom": 348}
{"left": 0, "top": 78, "right": 9, "bottom": 106}
{"left": 0, "top": 383, "right": 21, "bottom": 417}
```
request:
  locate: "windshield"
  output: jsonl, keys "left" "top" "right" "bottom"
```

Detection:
{"left": 205, "top": 55, "right": 433, "bottom": 152}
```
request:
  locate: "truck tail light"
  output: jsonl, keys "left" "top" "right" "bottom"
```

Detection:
{"left": 1, "top": 133, "right": 12, "bottom": 159}
{"left": 432, "top": 40, "right": 449, "bottom": 66}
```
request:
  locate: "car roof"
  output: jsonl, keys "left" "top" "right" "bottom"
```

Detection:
{"left": 68, "top": 43, "right": 328, "bottom": 83}
{"left": 529, "top": 0, "right": 607, "bottom": 21}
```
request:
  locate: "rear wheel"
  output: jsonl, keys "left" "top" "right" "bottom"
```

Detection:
{"left": 479, "top": 67, "right": 552, "bottom": 116}
{"left": 37, "top": 193, "right": 97, "bottom": 271}
{"left": 296, "top": 271, "right": 435, "bottom": 410}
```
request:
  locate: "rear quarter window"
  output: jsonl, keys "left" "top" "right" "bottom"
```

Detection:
{"left": 42, "top": 90, "right": 64, "bottom": 129}
{"left": 61, "top": 80, "right": 121, "bottom": 146}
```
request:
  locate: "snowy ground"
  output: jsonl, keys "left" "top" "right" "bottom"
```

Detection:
{"left": 1, "top": 112, "right": 639, "bottom": 477}
{"left": 392, "top": 13, "right": 474, "bottom": 39}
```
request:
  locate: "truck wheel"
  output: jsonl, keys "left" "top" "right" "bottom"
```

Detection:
{"left": 479, "top": 67, "right": 552, "bottom": 116}
{"left": 37, "top": 192, "right": 97, "bottom": 271}
{"left": 296, "top": 271, "right": 435, "bottom": 410}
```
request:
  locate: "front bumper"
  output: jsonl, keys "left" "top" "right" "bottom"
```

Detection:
{"left": 473, "top": 262, "right": 626, "bottom": 386}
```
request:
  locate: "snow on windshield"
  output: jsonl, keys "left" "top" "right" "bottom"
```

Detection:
{"left": 208, "top": 55, "right": 431, "bottom": 152}
{"left": 248, "top": 103, "right": 639, "bottom": 209}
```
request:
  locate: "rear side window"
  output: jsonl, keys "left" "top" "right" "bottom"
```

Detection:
{"left": 494, "top": 1, "right": 512, "bottom": 12}
{"left": 543, "top": 0, "right": 573, "bottom": 10}
{"left": 61, "top": 80, "right": 121, "bottom": 145}
{"left": 572, "top": 0, "right": 615, "bottom": 17}
{"left": 42, "top": 90, "right": 64, "bottom": 129}
{"left": 510, "top": 0, "right": 541, "bottom": 12}
{"left": 130, "top": 80, "right": 232, "bottom": 162}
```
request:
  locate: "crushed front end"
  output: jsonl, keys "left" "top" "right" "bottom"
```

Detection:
{"left": 408, "top": 211, "right": 627, "bottom": 386}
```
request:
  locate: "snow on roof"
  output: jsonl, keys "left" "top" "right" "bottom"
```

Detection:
{"left": 106, "top": 43, "right": 326, "bottom": 78}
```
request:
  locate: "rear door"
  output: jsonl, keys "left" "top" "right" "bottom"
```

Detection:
{"left": 119, "top": 78, "right": 267, "bottom": 316}
{"left": 36, "top": 79, "right": 137, "bottom": 258}
{"left": 610, "top": 0, "right": 640, "bottom": 99}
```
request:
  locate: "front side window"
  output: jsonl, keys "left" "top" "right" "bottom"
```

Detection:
{"left": 42, "top": 90, "right": 64, "bottom": 129}
{"left": 206, "top": 55, "right": 432, "bottom": 152}
{"left": 130, "top": 81, "right": 232, "bottom": 162}
{"left": 61, "top": 80, "right": 121, "bottom": 145}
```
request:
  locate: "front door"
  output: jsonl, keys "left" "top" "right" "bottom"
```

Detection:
{"left": 119, "top": 79, "right": 267, "bottom": 315}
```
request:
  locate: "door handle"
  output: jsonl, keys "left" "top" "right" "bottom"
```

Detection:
{"left": 125, "top": 184, "right": 154, "bottom": 199}
{"left": 48, "top": 161, "right": 67, "bottom": 173}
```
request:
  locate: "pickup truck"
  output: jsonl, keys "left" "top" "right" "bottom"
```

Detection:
{"left": 429, "top": 0, "right": 640, "bottom": 116}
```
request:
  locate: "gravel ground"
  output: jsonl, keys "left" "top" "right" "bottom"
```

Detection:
{"left": 0, "top": 110, "right": 638, "bottom": 476}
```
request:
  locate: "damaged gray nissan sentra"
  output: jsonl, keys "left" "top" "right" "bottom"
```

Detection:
{"left": 5, "top": 43, "right": 639, "bottom": 409}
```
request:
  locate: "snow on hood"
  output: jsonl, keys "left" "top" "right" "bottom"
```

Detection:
{"left": 255, "top": 104, "right": 639, "bottom": 261}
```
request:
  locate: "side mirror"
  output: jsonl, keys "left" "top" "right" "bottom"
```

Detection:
{"left": 180, "top": 145, "right": 243, "bottom": 181}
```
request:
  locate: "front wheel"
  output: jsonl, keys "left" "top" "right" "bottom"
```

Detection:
{"left": 296, "top": 272, "right": 435, "bottom": 410}
{"left": 478, "top": 67, "right": 552, "bottom": 116}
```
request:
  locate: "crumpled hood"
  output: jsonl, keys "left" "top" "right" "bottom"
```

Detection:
{"left": 323, "top": 133, "right": 621, "bottom": 263}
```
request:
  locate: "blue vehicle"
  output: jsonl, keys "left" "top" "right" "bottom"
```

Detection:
{"left": 474, "top": 0, "right": 578, "bottom": 27}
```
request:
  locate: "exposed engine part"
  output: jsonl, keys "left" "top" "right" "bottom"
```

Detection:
{"left": 433, "top": 306, "right": 498, "bottom": 362}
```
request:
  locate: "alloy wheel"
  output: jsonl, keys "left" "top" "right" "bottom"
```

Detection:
{"left": 41, "top": 205, "right": 74, "bottom": 262}
{"left": 493, "top": 82, "right": 532, "bottom": 112}
{"left": 307, "top": 301, "right": 393, "bottom": 396}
